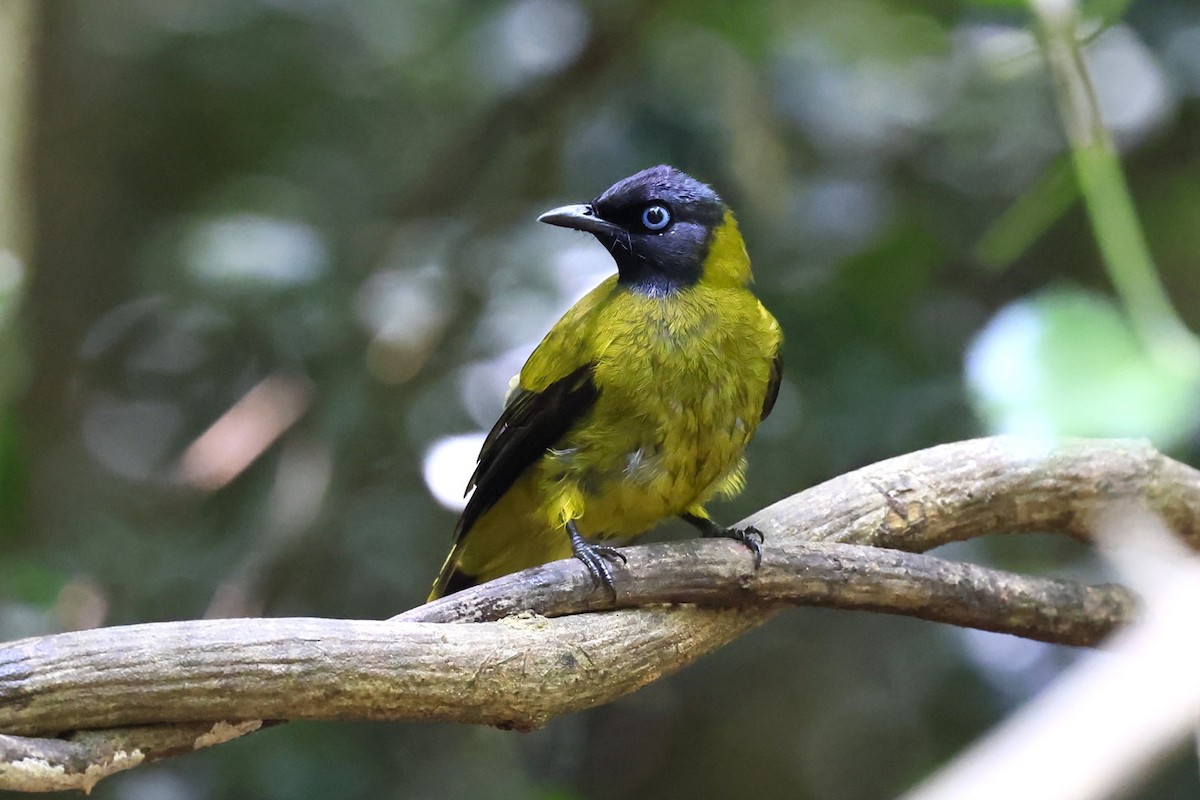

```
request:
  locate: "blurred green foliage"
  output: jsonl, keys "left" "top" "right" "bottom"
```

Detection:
{"left": 967, "top": 289, "right": 1200, "bottom": 445}
{"left": 4, "top": 0, "right": 1200, "bottom": 798}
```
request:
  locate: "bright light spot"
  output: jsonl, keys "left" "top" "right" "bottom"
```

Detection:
{"left": 549, "top": 239, "right": 615, "bottom": 303}
{"left": 356, "top": 265, "right": 448, "bottom": 346}
{"left": 0, "top": 250, "right": 22, "bottom": 295}
{"left": 960, "top": 628, "right": 1049, "bottom": 674}
{"left": 964, "top": 300, "right": 1049, "bottom": 437}
{"left": 459, "top": 348, "right": 527, "bottom": 428}
{"left": 185, "top": 214, "right": 327, "bottom": 288}
{"left": 474, "top": 234, "right": 613, "bottom": 357}
{"left": 0, "top": 250, "right": 23, "bottom": 323}
{"left": 478, "top": 0, "right": 590, "bottom": 91}
{"left": 479, "top": 288, "right": 564, "bottom": 353}
{"left": 358, "top": 266, "right": 451, "bottom": 384}
{"left": 268, "top": 441, "right": 333, "bottom": 530}
{"left": 774, "top": 37, "right": 951, "bottom": 157}
{"left": 423, "top": 433, "right": 487, "bottom": 511}
{"left": 959, "top": 24, "right": 1040, "bottom": 80}
{"left": 966, "top": 291, "right": 1200, "bottom": 447}
{"left": 104, "top": 763, "right": 199, "bottom": 800}
{"left": 501, "top": 0, "right": 589, "bottom": 78}
{"left": 957, "top": 628, "right": 1065, "bottom": 698}
{"left": 1085, "top": 25, "right": 1175, "bottom": 148}
{"left": 1027, "top": 0, "right": 1076, "bottom": 25}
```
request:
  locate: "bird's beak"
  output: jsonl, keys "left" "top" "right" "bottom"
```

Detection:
{"left": 537, "top": 204, "right": 619, "bottom": 237}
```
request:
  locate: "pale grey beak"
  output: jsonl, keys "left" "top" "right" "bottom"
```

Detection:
{"left": 537, "top": 204, "right": 619, "bottom": 237}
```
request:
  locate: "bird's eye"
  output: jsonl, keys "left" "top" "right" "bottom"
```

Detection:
{"left": 640, "top": 204, "right": 671, "bottom": 232}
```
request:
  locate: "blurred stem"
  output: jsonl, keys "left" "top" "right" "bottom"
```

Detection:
{"left": 974, "top": 155, "right": 1078, "bottom": 271}
{"left": 0, "top": 0, "right": 33, "bottom": 260}
{"left": 1030, "top": 0, "right": 1200, "bottom": 376}
{"left": 0, "top": 0, "right": 34, "bottom": 402}
{"left": 0, "top": 1, "right": 35, "bottom": 535}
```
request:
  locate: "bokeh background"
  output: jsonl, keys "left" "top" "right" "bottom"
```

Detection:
{"left": 3, "top": 0, "right": 1200, "bottom": 798}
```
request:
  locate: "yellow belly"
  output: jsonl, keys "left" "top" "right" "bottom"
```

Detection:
{"left": 536, "top": 285, "right": 772, "bottom": 535}
{"left": 456, "top": 283, "right": 779, "bottom": 584}
{"left": 536, "top": 379, "right": 752, "bottom": 536}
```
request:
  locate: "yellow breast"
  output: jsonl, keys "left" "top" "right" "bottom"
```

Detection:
{"left": 534, "top": 283, "right": 780, "bottom": 536}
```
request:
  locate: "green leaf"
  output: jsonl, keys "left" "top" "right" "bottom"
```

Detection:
{"left": 973, "top": 155, "right": 1078, "bottom": 272}
{"left": 966, "top": 288, "right": 1200, "bottom": 448}
{"left": 0, "top": 560, "right": 67, "bottom": 607}
{"left": 1080, "top": 0, "right": 1135, "bottom": 26}
{"left": 839, "top": 223, "right": 941, "bottom": 338}
{"left": 960, "top": 0, "right": 1132, "bottom": 22}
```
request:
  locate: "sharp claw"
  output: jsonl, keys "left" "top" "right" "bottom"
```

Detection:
{"left": 592, "top": 557, "right": 612, "bottom": 590}
{"left": 577, "top": 550, "right": 610, "bottom": 590}
{"left": 595, "top": 545, "right": 628, "bottom": 565}
{"left": 567, "top": 522, "right": 623, "bottom": 600}
{"left": 746, "top": 537, "right": 763, "bottom": 569}
{"left": 712, "top": 525, "right": 766, "bottom": 569}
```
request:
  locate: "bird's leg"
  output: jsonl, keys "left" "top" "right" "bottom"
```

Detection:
{"left": 566, "top": 520, "right": 627, "bottom": 599}
{"left": 680, "top": 511, "right": 764, "bottom": 568}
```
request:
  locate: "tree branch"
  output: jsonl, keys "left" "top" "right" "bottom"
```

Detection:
{"left": 0, "top": 722, "right": 263, "bottom": 794}
{"left": 399, "top": 538, "right": 1135, "bottom": 645}
{"left": 2, "top": 436, "right": 1197, "bottom": 792}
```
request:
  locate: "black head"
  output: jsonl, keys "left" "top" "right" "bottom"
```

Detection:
{"left": 538, "top": 165, "right": 728, "bottom": 295}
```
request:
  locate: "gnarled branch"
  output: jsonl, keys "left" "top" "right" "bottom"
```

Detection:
{"left": 2, "top": 436, "right": 1198, "bottom": 792}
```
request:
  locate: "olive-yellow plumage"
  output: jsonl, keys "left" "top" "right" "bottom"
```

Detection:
{"left": 429, "top": 166, "right": 782, "bottom": 600}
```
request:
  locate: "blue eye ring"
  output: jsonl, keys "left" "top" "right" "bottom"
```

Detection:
{"left": 640, "top": 204, "right": 671, "bottom": 232}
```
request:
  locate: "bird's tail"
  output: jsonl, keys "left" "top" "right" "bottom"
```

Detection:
{"left": 427, "top": 542, "right": 480, "bottom": 601}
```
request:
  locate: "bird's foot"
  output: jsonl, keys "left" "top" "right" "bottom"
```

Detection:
{"left": 567, "top": 521, "right": 626, "bottom": 599}
{"left": 684, "top": 512, "right": 764, "bottom": 568}
{"left": 707, "top": 525, "right": 764, "bottom": 568}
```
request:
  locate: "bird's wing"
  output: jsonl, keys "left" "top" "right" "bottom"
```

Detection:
{"left": 761, "top": 353, "right": 783, "bottom": 422}
{"left": 453, "top": 277, "right": 616, "bottom": 543}
{"left": 454, "top": 364, "right": 598, "bottom": 543}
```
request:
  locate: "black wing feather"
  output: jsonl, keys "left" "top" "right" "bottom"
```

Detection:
{"left": 454, "top": 364, "right": 599, "bottom": 543}
{"left": 761, "top": 353, "right": 783, "bottom": 422}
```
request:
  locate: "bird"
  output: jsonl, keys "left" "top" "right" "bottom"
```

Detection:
{"left": 428, "top": 165, "right": 782, "bottom": 601}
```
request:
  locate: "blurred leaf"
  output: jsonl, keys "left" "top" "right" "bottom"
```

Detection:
{"left": 1080, "top": 0, "right": 1135, "bottom": 26}
{"left": 966, "top": 288, "right": 1200, "bottom": 448}
{"left": 676, "top": 0, "right": 774, "bottom": 59}
{"left": 957, "top": 0, "right": 1131, "bottom": 24}
{"left": 973, "top": 155, "right": 1077, "bottom": 272}
{"left": 839, "top": 223, "right": 940, "bottom": 340}
{"left": 1034, "top": 0, "right": 1200, "bottom": 378}
{"left": 0, "top": 558, "right": 67, "bottom": 607}
{"left": 1071, "top": 144, "right": 1200, "bottom": 375}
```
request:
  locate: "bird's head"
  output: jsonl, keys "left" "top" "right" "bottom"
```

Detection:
{"left": 538, "top": 165, "right": 751, "bottom": 295}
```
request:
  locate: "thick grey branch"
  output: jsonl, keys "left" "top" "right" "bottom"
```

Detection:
{"left": 400, "top": 539, "right": 1135, "bottom": 645}
{"left": 1, "top": 436, "right": 1197, "bottom": 792}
